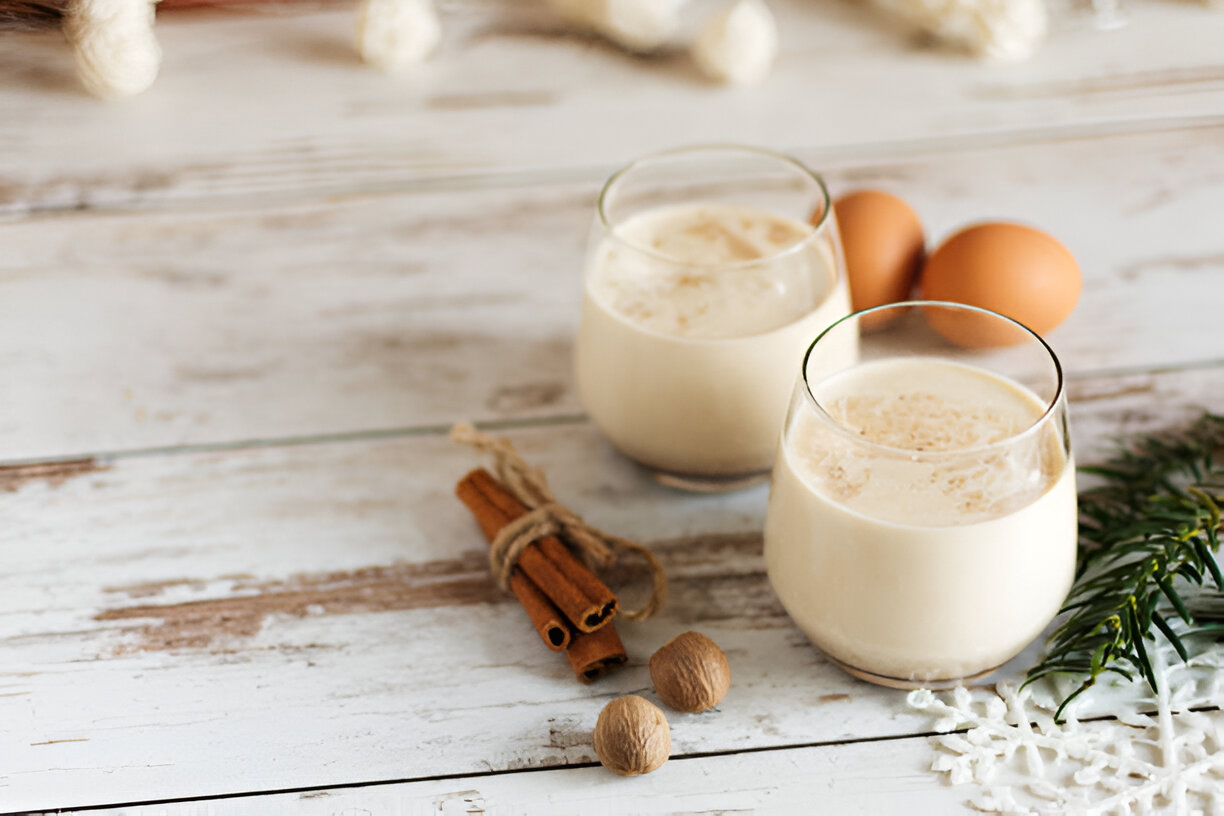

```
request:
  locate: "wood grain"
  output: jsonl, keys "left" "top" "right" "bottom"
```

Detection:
{"left": 30, "top": 734, "right": 980, "bottom": 815}
{"left": 1, "top": 124, "right": 1222, "bottom": 461}
{"left": 2, "top": 364, "right": 1219, "bottom": 811}
{"left": 0, "top": 458, "right": 108, "bottom": 492}
{"left": 4, "top": 3, "right": 1224, "bottom": 811}
{"left": 95, "top": 554, "right": 498, "bottom": 652}
{"left": 1, "top": 0, "right": 1223, "bottom": 212}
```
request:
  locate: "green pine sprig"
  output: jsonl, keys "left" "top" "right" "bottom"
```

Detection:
{"left": 1024, "top": 412, "right": 1224, "bottom": 721}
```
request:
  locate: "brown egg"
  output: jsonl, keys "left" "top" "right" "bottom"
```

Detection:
{"left": 920, "top": 222, "right": 1081, "bottom": 348}
{"left": 829, "top": 190, "right": 925, "bottom": 330}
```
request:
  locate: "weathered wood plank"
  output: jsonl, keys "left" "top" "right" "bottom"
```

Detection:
{"left": 1, "top": 123, "right": 1221, "bottom": 461}
{"left": 1, "top": 364, "right": 1219, "bottom": 811}
{"left": 33, "top": 735, "right": 976, "bottom": 815}
{"left": 1, "top": 0, "right": 1224, "bottom": 211}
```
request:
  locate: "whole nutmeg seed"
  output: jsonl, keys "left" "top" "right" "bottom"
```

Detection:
{"left": 649, "top": 631, "right": 731, "bottom": 713}
{"left": 592, "top": 695, "right": 670, "bottom": 776}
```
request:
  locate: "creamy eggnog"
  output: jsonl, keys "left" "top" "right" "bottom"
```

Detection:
{"left": 575, "top": 202, "right": 853, "bottom": 480}
{"left": 765, "top": 356, "right": 1076, "bottom": 685}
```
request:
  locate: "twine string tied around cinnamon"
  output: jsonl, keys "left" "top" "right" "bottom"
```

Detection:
{"left": 450, "top": 422, "right": 666, "bottom": 620}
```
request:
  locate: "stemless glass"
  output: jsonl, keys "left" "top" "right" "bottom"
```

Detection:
{"left": 574, "top": 145, "right": 852, "bottom": 492}
{"left": 764, "top": 302, "right": 1076, "bottom": 689}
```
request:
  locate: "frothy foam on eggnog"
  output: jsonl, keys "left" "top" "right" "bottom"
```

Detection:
{"left": 824, "top": 392, "right": 1036, "bottom": 452}
{"left": 790, "top": 358, "right": 1062, "bottom": 526}
{"left": 588, "top": 203, "right": 825, "bottom": 339}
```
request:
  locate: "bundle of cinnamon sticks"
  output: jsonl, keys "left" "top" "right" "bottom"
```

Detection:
{"left": 456, "top": 468, "right": 628, "bottom": 682}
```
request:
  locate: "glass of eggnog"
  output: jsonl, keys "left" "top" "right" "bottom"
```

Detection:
{"left": 575, "top": 145, "right": 852, "bottom": 491}
{"left": 765, "top": 301, "right": 1076, "bottom": 689}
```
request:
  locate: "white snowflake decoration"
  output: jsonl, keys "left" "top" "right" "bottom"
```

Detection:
{"left": 909, "top": 636, "right": 1224, "bottom": 815}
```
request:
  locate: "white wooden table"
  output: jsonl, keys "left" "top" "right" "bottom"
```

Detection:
{"left": 3, "top": 1, "right": 1223, "bottom": 812}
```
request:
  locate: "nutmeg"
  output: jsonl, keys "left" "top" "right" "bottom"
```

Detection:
{"left": 649, "top": 631, "right": 731, "bottom": 713}
{"left": 592, "top": 695, "right": 670, "bottom": 776}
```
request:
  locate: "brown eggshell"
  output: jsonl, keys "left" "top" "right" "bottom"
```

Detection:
{"left": 830, "top": 190, "right": 925, "bottom": 330}
{"left": 919, "top": 222, "right": 1081, "bottom": 348}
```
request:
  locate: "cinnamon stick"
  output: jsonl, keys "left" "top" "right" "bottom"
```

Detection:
{"left": 566, "top": 622, "right": 628, "bottom": 683}
{"left": 455, "top": 466, "right": 628, "bottom": 683}
{"left": 456, "top": 474, "right": 571, "bottom": 649}
{"left": 537, "top": 536, "right": 618, "bottom": 628}
{"left": 456, "top": 471, "right": 509, "bottom": 543}
{"left": 509, "top": 572, "right": 571, "bottom": 651}
{"left": 457, "top": 468, "right": 617, "bottom": 633}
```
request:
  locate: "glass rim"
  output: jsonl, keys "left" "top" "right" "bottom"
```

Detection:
{"left": 596, "top": 143, "right": 835, "bottom": 271}
{"left": 798, "top": 300, "right": 1067, "bottom": 459}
